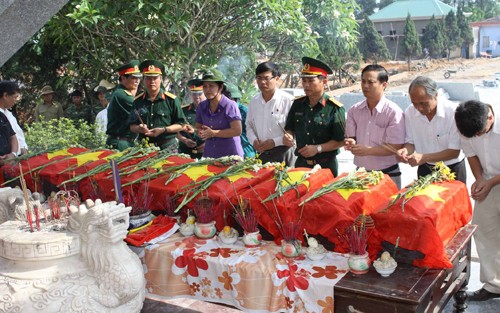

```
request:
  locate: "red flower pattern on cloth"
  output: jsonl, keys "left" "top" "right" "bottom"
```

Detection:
{"left": 317, "top": 296, "right": 334, "bottom": 313}
{"left": 285, "top": 296, "right": 294, "bottom": 309}
{"left": 275, "top": 252, "right": 306, "bottom": 261}
{"left": 189, "top": 282, "right": 201, "bottom": 295}
{"left": 214, "top": 287, "right": 223, "bottom": 298}
{"left": 218, "top": 271, "right": 234, "bottom": 291}
{"left": 276, "top": 264, "right": 310, "bottom": 292}
{"left": 174, "top": 249, "right": 209, "bottom": 277}
{"left": 175, "top": 237, "right": 207, "bottom": 249}
{"left": 209, "top": 247, "right": 239, "bottom": 258}
{"left": 311, "top": 265, "right": 347, "bottom": 279}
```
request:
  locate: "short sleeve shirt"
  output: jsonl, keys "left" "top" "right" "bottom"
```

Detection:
{"left": 195, "top": 95, "right": 243, "bottom": 158}
{"left": 285, "top": 93, "right": 346, "bottom": 159}
{"left": 35, "top": 101, "right": 63, "bottom": 122}
{"left": 129, "top": 87, "right": 187, "bottom": 144}
{"left": 346, "top": 97, "right": 405, "bottom": 170}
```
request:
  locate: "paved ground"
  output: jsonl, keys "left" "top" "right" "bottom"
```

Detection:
{"left": 140, "top": 59, "right": 500, "bottom": 312}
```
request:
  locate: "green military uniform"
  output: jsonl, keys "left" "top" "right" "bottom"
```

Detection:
{"left": 285, "top": 94, "right": 345, "bottom": 176}
{"left": 106, "top": 84, "right": 137, "bottom": 150}
{"left": 129, "top": 87, "right": 187, "bottom": 151}
{"left": 179, "top": 103, "right": 204, "bottom": 158}
{"left": 65, "top": 104, "right": 93, "bottom": 124}
{"left": 106, "top": 60, "right": 142, "bottom": 150}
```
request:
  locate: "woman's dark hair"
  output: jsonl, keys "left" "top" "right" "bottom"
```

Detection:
{"left": 361, "top": 64, "right": 389, "bottom": 83}
{"left": 455, "top": 100, "right": 490, "bottom": 138}
{"left": 255, "top": 62, "right": 281, "bottom": 77}
{"left": 0, "top": 81, "right": 20, "bottom": 98}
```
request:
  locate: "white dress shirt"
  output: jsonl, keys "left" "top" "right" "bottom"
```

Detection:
{"left": 1, "top": 108, "right": 27, "bottom": 154}
{"left": 246, "top": 89, "right": 294, "bottom": 147}
{"left": 95, "top": 107, "right": 108, "bottom": 134}
{"left": 405, "top": 97, "right": 464, "bottom": 165}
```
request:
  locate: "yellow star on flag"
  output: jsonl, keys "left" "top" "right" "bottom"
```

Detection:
{"left": 104, "top": 151, "right": 126, "bottom": 160}
{"left": 337, "top": 188, "right": 370, "bottom": 201}
{"left": 414, "top": 184, "right": 447, "bottom": 203}
{"left": 183, "top": 165, "right": 215, "bottom": 181}
{"left": 227, "top": 171, "right": 254, "bottom": 183}
{"left": 70, "top": 151, "right": 107, "bottom": 166}
{"left": 151, "top": 160, "right": 173, "bottom": 169}
{"left": 281, "top": 171, "right": 310, "bottom": 189}
{"left": 47, "top": 148, "right": 73, "bottom": 159}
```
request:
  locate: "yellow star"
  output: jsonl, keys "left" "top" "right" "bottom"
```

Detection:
{"left": 151, "top": 160, "right": 172, "bottom": 169}
{"left": 47, "top": 148, "right": 72, "bottom": 159}
{"left": 71, "top": 151, "right": 107, "bottom": 166}
{"left": 337, "top": 188, "right": 370, "bottom": 201}
{"left": 227, "top": 171, "right": 254, "bottom": 183}
{"left": 281, "top": 171, "right": 310, "bottom": 189}
{"left": 103, "top": 151, "right": 126, "bottom": 160}
{"left": 414, "top": 184, "right": 447, "bottom": 203}
{"left": 183, "top": 164, "right": 215, "bottom": 181}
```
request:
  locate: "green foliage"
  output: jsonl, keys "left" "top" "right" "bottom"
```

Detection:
{"left": 25, "top": 118, "right": 107, "bottom": 154}
{"left": 421, "top": 15, "right": 446, "bottom": 59}
{"left": 463, "top": 0, "right": 500, "bottom": 21}
{"left": 402, "top": 14, "right": 422, "bottom": 66}
{"left": 359, "top": 17, "right": 391, "bottom": 63}
{"left": 355, "top": 0, "right": 377, "bottom": 19}
{"left": 457, "top": 6, "right": 474, "bottom": 46}
{"left": 444, "top": 11, "right": 461, "bottom": 59}
{"left": 378, "top": 0, "right": 395, "bottom": 10}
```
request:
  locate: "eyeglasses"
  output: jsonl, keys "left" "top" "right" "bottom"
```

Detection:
{"left": 255, "top": 76, "right": 275, "bottom": 82}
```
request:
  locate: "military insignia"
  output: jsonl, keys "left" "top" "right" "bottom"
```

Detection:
{"left": 148, "top": 65, "right": 155, "bottom": 71}
{"left": 303, "top": 64, "right": 310, "bottom": 71}
{"left": 134, "top": 65, "right": 139, "bottom": 71}
{"left": 164, "top": 91, "right": 177, "bottom": 99}
{"left": 328, "top": 97, "right": 343, "bottom": 107}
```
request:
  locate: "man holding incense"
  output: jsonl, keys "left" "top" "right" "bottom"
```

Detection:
{"left": 283, "top": 57, "right": 345, "bottom": 176}
{"left": 129, "top": 60, "right": 187, "bottom": 151}
{"left": 344, "top": 64, "right": 405, "bottom": 189}
{"left": 396, "top": 76, "right": 466, "bottom": 183}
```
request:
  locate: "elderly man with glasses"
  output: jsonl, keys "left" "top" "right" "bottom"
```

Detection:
{"left": 246, "top": 62, "right": 295, "bottom": 166}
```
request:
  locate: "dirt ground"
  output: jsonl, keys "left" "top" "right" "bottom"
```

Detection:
{"left": 328, "top": 57, "right": 500, "bottom": 96}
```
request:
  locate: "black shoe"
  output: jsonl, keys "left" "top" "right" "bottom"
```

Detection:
{"left": 467, "top": 288, "right": 500, "bottom": 302}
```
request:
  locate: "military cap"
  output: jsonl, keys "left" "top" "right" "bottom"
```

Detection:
{"left": 40, "top": 85, "right": 55, "bottom": 95}
{"left": 70, "top": 90, "right": 82, "bottom": 97}
{"left": 225, "top": 83, "right": 242, "bottom": 99}
{"left": 116, "top": 60, "right": 142, "bottom": 77}
{"left": 187, "top": 78, "right": 203, "bottom": 92}
{"left": 201, "top": 69, "right": 226, "bottom": 83}
{"left": 300, "top": 57, "right": 333, "bottom": 78}
{"left": 140, "top": 60, "right": 165, "bottom": 76}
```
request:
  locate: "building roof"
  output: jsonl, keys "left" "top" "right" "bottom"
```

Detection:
{"left": 369, "top": 0, "right": 456, "bottom": 22}
{"left": 470, "top": 15, "right": 500, "bottom": 27}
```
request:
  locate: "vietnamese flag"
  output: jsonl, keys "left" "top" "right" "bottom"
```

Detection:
{"left": 369, "top": 180, "right": 472, "bottom": 268}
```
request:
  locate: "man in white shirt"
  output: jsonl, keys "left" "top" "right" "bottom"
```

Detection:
{"left": 455, "top": 100, "right": 500, "bottom": 301}
{"left": 397, "top": 76, "right": 466, "bottom": 183}
{"left": 95, "top": 87, "right": 112, "bottom": 134}
{"left": 246, "top": 62, "right": 295, "bottom": 165}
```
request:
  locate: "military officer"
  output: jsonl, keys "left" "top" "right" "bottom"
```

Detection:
{"left": 129, "top": 60, "right": 187, "bottom": 151}
{"left": 283, "top": 57, "right": 346, "bottom": 176}
{"left": 177, "top": 79, "right": 205, "bottom": 158}
{"left": 106, "top": 60, "right": 142, "bottom": 150}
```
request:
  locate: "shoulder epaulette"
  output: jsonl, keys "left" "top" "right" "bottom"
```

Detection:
{"left": 328, "top": 97, "right": 343, "bottom": 107}
{"left": 164, "top": 91, "right": 177, "bottom": 99}
{"left": 124, "top": 90, "right": 132, "bottom": 96}
{"left": 294, "top": 95, "right": 306, "bottom": 101}
{"left": 134, "top": 92, "right": 144, "bottom": 100}
{"left": 181, "top": 103, "right": 191, "bottom": 108}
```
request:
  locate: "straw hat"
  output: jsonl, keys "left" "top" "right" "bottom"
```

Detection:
{"left": 93, "top": 79, "right": 116, "bottom": 92}
{"left": 40, "top": 85, "right": 55, "bottom": 95}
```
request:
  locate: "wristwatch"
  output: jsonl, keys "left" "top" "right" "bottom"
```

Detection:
{"left": 316, "top": 145, "right": 322, "bottom": 153}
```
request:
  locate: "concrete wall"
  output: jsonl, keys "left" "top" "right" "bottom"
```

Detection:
{"left": 0, "top": 0, "right": 69, "bottom": 67}
{"left": 476, "top": 25, "right": 500, "bottom": 57}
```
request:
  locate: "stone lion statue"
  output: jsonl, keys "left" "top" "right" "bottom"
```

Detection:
{"left": 0, "top": 199, "right": 146, "bottom": 313}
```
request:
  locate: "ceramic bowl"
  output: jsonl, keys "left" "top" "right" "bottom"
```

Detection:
{"left": 374, "top": 264, "right": 397, "bottom": 277}
{"left": 306, "top": 251, "right": 326, "bottom": 261}
{"left": 179, "top": 224, "right": 194, "bottom": 237}
{"left": 218, "top": 234, "right": 238, "bottom": 245}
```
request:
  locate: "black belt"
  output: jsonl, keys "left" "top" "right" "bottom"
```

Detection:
{"left": 380, "top": 164, "right": 401, "bottom": 177}
{"left": 305, "top": 157, "right": 333, "bottom": 166}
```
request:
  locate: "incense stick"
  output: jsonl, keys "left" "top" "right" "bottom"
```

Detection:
{"left": 248, "top": 120, "right": 261, "bottom": 142}
{"left": 381, "top": 143, "right": 399, "bottom": 155}
{"left": 135, "top": 109, "right": 145, "bottom": 125}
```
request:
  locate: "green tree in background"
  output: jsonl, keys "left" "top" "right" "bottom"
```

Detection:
{"left": 421, "top": 15, "right": 445, "bottom": 59}
{"left": 444, "top": 11, "right": 461, "bottom": 60}
{"left": 355, "top": 0, "right": 377, "bottom": 19}
{"left": 402, "top": 14, "right": 422, "bottom": 70}
{"left": 457, "top": 6, "right": 474, "bottom": 51}
{"left": 359, "top": 16, "right": 391, "bottom": 63}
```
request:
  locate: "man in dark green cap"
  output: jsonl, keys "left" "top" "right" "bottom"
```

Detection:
{"left": 129, "top": 60, "right": 187, "bottom": 151}
{"left": 283, "top": 57, "right": 346, "bottom": 176}
{"left": 106, "top": 60, "right": 142, "bottom": 150}
{"left": 177, "top": 78, "right": 205, "bottom": 158}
